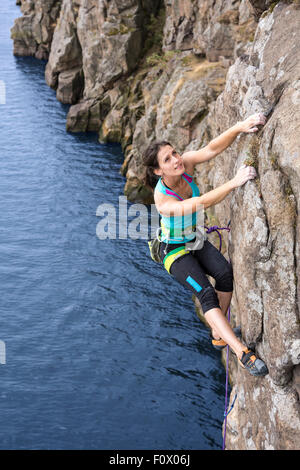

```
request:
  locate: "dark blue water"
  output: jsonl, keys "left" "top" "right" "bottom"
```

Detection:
{"left": 0, "top": 0, "right": 226, "bottom": 450}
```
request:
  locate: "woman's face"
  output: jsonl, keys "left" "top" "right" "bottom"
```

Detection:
{"left": 154, "top": 145, "right": 185, "bottom": 178}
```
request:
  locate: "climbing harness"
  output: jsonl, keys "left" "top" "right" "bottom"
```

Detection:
{"left": 163, "top": 246, "right": 190, "bottom": 273}
{"left": 148, "top": 225, "right": 207, "bottom": 274}
{"left": 162, "top": 227, "right": 206, "bottom": 273}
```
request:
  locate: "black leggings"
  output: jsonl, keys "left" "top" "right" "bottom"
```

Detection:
{"left": 160, "top": 240, "right": 233, "bottom": 314}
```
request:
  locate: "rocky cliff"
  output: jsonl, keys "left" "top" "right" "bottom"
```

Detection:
{"left": 11, "top": 0, "right": 300, "bottom": 450}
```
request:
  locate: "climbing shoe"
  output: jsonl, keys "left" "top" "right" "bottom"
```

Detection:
{"left": 211, "top": 326, "right": 242, "bottom": 351}
{"left": 239, "top": 349, "right": 269, "bottom": 377}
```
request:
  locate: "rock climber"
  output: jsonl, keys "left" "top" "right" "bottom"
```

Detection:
{"left": 144, "top": 113, "right": 269, "bottom": 376}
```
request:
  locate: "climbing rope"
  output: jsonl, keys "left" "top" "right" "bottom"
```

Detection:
{"left": 204, "top": 224, "right": 230, "bottom": 251}
{"left": 204, "top": 221, "right": 237, "bottom": 450}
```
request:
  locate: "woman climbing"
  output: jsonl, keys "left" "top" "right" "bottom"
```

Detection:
{"left": 144, "top": 113, "right": 268, "bottom": 377}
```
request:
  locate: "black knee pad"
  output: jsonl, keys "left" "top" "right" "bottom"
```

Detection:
{"left": 215, "top": 265, "right": 233, "bottom": 292}
{"left": 196, "top": 286, "right": 220, "bottom": 314}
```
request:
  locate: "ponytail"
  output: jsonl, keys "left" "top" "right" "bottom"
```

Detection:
{"left": 143, "top": 141, "right": 172, "bottom": 188}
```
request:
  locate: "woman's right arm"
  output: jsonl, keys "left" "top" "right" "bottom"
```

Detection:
{"left": 155, "top": 165, "right": 256, "bottom": 216}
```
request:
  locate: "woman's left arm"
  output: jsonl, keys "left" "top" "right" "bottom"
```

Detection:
{"left": 182, "top": 113, "right": 267, "bottom": 169}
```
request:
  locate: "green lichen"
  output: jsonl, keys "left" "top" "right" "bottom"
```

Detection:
{"left": 243, "top": 136, "right": 261, "bottom": 169}
{"left": 283, "top": 180, "right": 297, "bottom": 222}
{"left": 270, "top": 151, "right": 279, "bottom": 170}
{"left": 261, "top": 1, "right": 280, "bottom": 17}
{"left": 142, "top": 7, "right": 166, "bottom": 55}
{"left": 145, "top": 52, "right": 164, "bottom": 66}
{"left": 181, "top": 54, "right": 198, "bottom": 67}
{"left": 285, "top": 182, "right": 294, "bottom": 197}
{"left": 107, "top": 24, "right": 136, "bottom": 36}
{"left": 145, "top": 50, "right": 178, "bottom": 67}
{"left": 269, "top": 1, "right": 280, "bottom": 13}
{"left": 243, "top": 151, "right": 258, "bottom": 170}
{"left": 243, "top": 140, "right": 262, "bottom": 195}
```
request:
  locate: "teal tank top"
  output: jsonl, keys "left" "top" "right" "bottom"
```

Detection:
{"left": 155, "top": 172, "right": 201, "bottom": 244}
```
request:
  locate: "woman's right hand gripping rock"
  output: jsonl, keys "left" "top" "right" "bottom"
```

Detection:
{"left": 231, "top": 164, "right": 257, "bottom": 188}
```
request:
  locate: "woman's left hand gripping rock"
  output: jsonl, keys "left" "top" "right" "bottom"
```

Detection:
{"left": 237, "top": 113, "right": 267, "bottom": 133}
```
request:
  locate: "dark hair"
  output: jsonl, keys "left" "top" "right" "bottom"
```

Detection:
{"left": 143, "top": 141, "right": 172, "bottom": 188}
